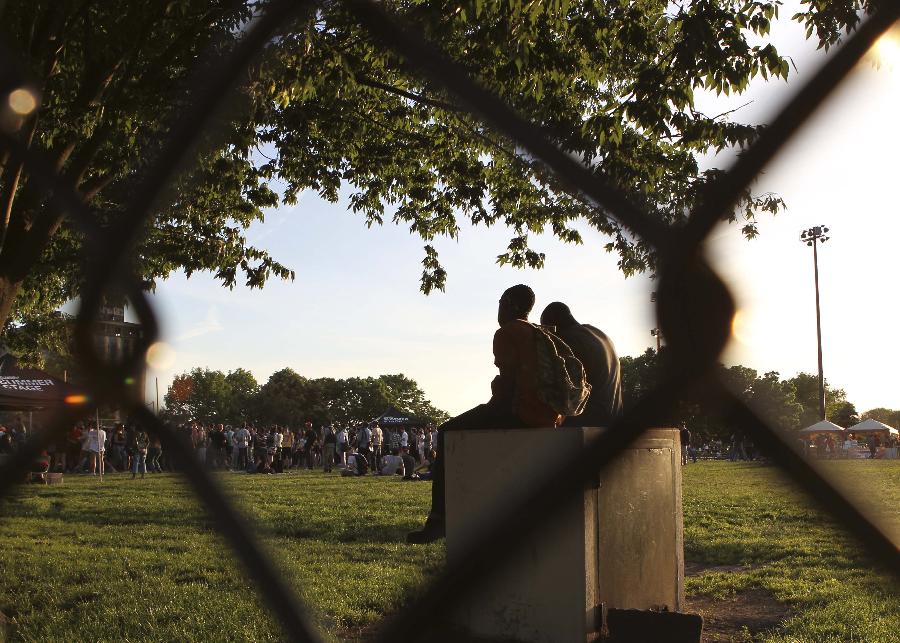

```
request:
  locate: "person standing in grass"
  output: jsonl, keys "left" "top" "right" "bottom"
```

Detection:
{"left": 371, "top": 423, "right": 383, "bottom": 472}
{"left": 195, "top": 425, "right": 207, "bottom": 466}
{"left": 132, "top": 431, "right": 149, "bottom": 479}
{"left": 388, "top": 427, "right": 400, "bottom": 452}
{"left": 147, "top": 435, "right": 163, "bottom": 473}
{"left": 281, "top": 426, "right": 293, "bottom": 469}
{"left": 423, "top": 427, "right": 433, "bottom": 462}
{"left": 336, "top": 425, "right": 349, "bottom": 467}
{"left": 322, "top": 426, "right": 337, "bottom": 473}
{"left": 291, "top": 427, "right": 303, "bottom": 467}
{"left": 680, "top": 425, "right": 692, "bottom": 466}
{"left": 84, "top": 423, "right": 106, "bottom": 476}
{"left": 304, "top": 423, "right": 320, "bottom": 470}
{"left": 224, "top": 425, "right": 234, "bottom": 467}
{"left": 233, "top": 424, "right": 250, "bottom": 471}
{"left": 65, "top": 422, "right": 83, "bottom": 472}
{"left": 415, "top": 429, "right": 425, "bottom": 463}
{"left": 111, "top": 425, "right": 127, "bottom": 472}
{"left": 356, "top": 423, "right": 372, "bottom": 470}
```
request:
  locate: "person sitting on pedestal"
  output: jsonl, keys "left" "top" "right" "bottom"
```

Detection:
{"left": 539, "top": 301, "right": 623, "bottom": 428}
{"left": 407, "top": 284, "right": 561, "bottom": 544}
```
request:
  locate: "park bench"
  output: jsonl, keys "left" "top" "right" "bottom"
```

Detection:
{"left": 444, "top": 427, "right": 695, "bottom": 642}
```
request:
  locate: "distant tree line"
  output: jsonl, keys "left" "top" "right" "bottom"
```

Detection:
{"left": 164, "top": 350, "right": 886, "bottom": 438}
{"left": 621, "top": 349, "right": 863, "bottom": 441}
{"left": 162, "top": 368, "right": 449, "bottom": 427}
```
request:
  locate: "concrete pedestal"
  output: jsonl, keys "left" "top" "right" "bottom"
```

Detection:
{"left": 445, "top": 427, "right": 684, "bottom": 643}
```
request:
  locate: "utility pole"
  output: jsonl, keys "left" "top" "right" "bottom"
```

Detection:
{"left": 650, "top": 291, "right": 661, "bottom": 352}
{"left": 799, "top": 225, "right": 830, "bottom": 421}
{"left": 155, "top": 377, "right": 160, "bottom": 415}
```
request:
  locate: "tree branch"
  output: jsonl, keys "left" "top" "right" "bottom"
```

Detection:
{"left": 355, "top": 74, "right": 463, "bottom": 112}
{"left": 78, "top": 173, "right": 115, "bottom": 201}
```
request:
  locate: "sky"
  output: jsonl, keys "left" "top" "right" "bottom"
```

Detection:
{"left": 138, "top": 7, "right": 900, "bottom": 419}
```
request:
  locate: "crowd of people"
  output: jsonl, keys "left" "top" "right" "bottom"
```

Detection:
{"left": 0, "top": 418, "right": 438, "bottom": 480}
{"left": 679, "top": 429, "right": 762, "bottom": 464}
{"left": 800, "top": 431, "right": 899, "bottom": 459}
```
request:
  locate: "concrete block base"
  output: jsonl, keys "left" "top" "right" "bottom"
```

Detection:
{"left": 445, "top": 427, "right": 684, "bottom": 643}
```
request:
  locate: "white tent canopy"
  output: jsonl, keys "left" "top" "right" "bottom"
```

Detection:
{"left": 847, "top": 418, "right": 899, "bottom": 435}
{"left": 799, "top": 420, "right": 845, "bottom": 434}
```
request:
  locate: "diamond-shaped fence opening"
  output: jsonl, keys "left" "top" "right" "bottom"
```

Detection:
{"left": 0, "top": 1, "right": 898, "bottom": 641}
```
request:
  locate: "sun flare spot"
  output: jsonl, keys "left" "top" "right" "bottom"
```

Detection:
{"left": 8, "top": 88, "right": 37, "bottom": 115}
{"left": 731, "top": 309, "right": 753, "bottom": 346}
{"left": 146, "top": 341, "right": 176, "bottom": 371}
{"left": 869, "top": 27, "right": 900, "bottom": 70}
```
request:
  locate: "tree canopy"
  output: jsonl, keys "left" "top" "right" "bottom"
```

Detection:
{"left": 0, "top": 0, "right": 876, "bottom": 355}
{"left": 163, "top": 366, "right": 447, "bottom": 426}
{"left": 620, "top": 348, "right": 864, "bottom": 440}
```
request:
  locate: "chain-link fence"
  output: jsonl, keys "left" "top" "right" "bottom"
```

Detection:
{"left": 1, "top": 1, "right": 898, "bottom": 641}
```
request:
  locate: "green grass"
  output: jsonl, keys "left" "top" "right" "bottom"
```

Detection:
{"left": 683, "top": 461, "right": 900, "bottom": 643}
{"left": 0, "top": 462, "right": 897, "bottom": 642}
{"left": 0, "top": 471, "right": 441, "bottom": 642}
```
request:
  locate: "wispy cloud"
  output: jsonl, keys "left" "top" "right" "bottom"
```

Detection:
{"left": 175, "top": 307, "right": 223, "bottom": 342}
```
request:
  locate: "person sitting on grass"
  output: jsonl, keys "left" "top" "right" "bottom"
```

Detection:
{"left": 255, "top": 455, "right": 273, "bottom": 474}
{"left": 341, "top": 447, "right": 368, "bottom": 476}
{"left": 400, "top": 447, "right": 417, "bottom": 481}
{"left": 413, "top": 449, "right": 438, "bottom": 481}
{"left": 379, "top": 448, "right": 405, "bottom": 476}
{"left": 29, "top": 449, "right": 50, "bottom": 482}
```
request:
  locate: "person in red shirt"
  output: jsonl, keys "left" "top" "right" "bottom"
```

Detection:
{"left": 407, "top": 284, "right": 559, "bottom": 544}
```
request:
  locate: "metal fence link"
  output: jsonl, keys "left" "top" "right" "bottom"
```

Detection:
{"left": 0, "top": 0, "right": 897, "bottom": 641}
{"left": 0, "top": 2, "right": 325, "bottom": 641}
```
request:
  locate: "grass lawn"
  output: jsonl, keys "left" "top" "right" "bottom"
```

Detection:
{"left": 0, "top": 461, "right": 896, "bottom": 642}
{"left": 683, "top": 461, "right": 899, "bottom": 642}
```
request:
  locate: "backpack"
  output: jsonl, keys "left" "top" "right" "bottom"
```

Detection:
{"left": 531, "top": 324, "right": 591, "bottom": 417}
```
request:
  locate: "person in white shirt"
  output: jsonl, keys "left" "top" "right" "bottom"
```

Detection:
{"left": 379, "top": 448, "right": 405, "bottom": 476}
{"left": 415, "top": 429, "right": 425, "bottom": 463}
{"left": 272, "top": 427, "right": 284, "bottom": 469}
{"left": 233, "top": 425, "right": 251, "bottom": 470}
{"left": 371, "top": 423, "right": 384, "bottom": 471}
{"left": 85, "top": 424, "right": 106, "bottom": 476}
{"left": 400, "top": 427, "right": 409, "bottom": 449}
{"left": 337, "top": 427, "right": 349, "bottom": 466}
{"left": 224, "top": 426, "right": 234, "bottom": 467}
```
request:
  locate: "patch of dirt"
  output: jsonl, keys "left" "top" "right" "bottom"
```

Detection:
{"left": 340, "top": 565, "right": 787, "bottom": 642}
{"left": 685, "top": 562, "right": 790, "bottom": 641}
{"left": 686, "top": 590, "right": 791, "bottom": 642}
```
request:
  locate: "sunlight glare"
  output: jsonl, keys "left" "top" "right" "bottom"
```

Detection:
{"left": 146, "top": 341, "right": 176, "bottom": 371}
{"left": 731, "top": 309, "right": 754, "bottom": 346}
{"left": 7, "top": 88, "right": 37, "bottom": 115}
{"left": 870, "top": 28, "right": 900, "bottom": 70}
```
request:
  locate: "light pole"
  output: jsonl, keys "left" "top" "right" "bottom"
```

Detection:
{"left": 799, "top": 225, "right": 830, "bottom": 421}
{"left": 650, "top": 291, "right": 661, "bottom": 352}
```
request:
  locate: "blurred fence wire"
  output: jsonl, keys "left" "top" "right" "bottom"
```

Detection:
{"left": 0, "top": 1, "right": 898, "bottom": 641}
